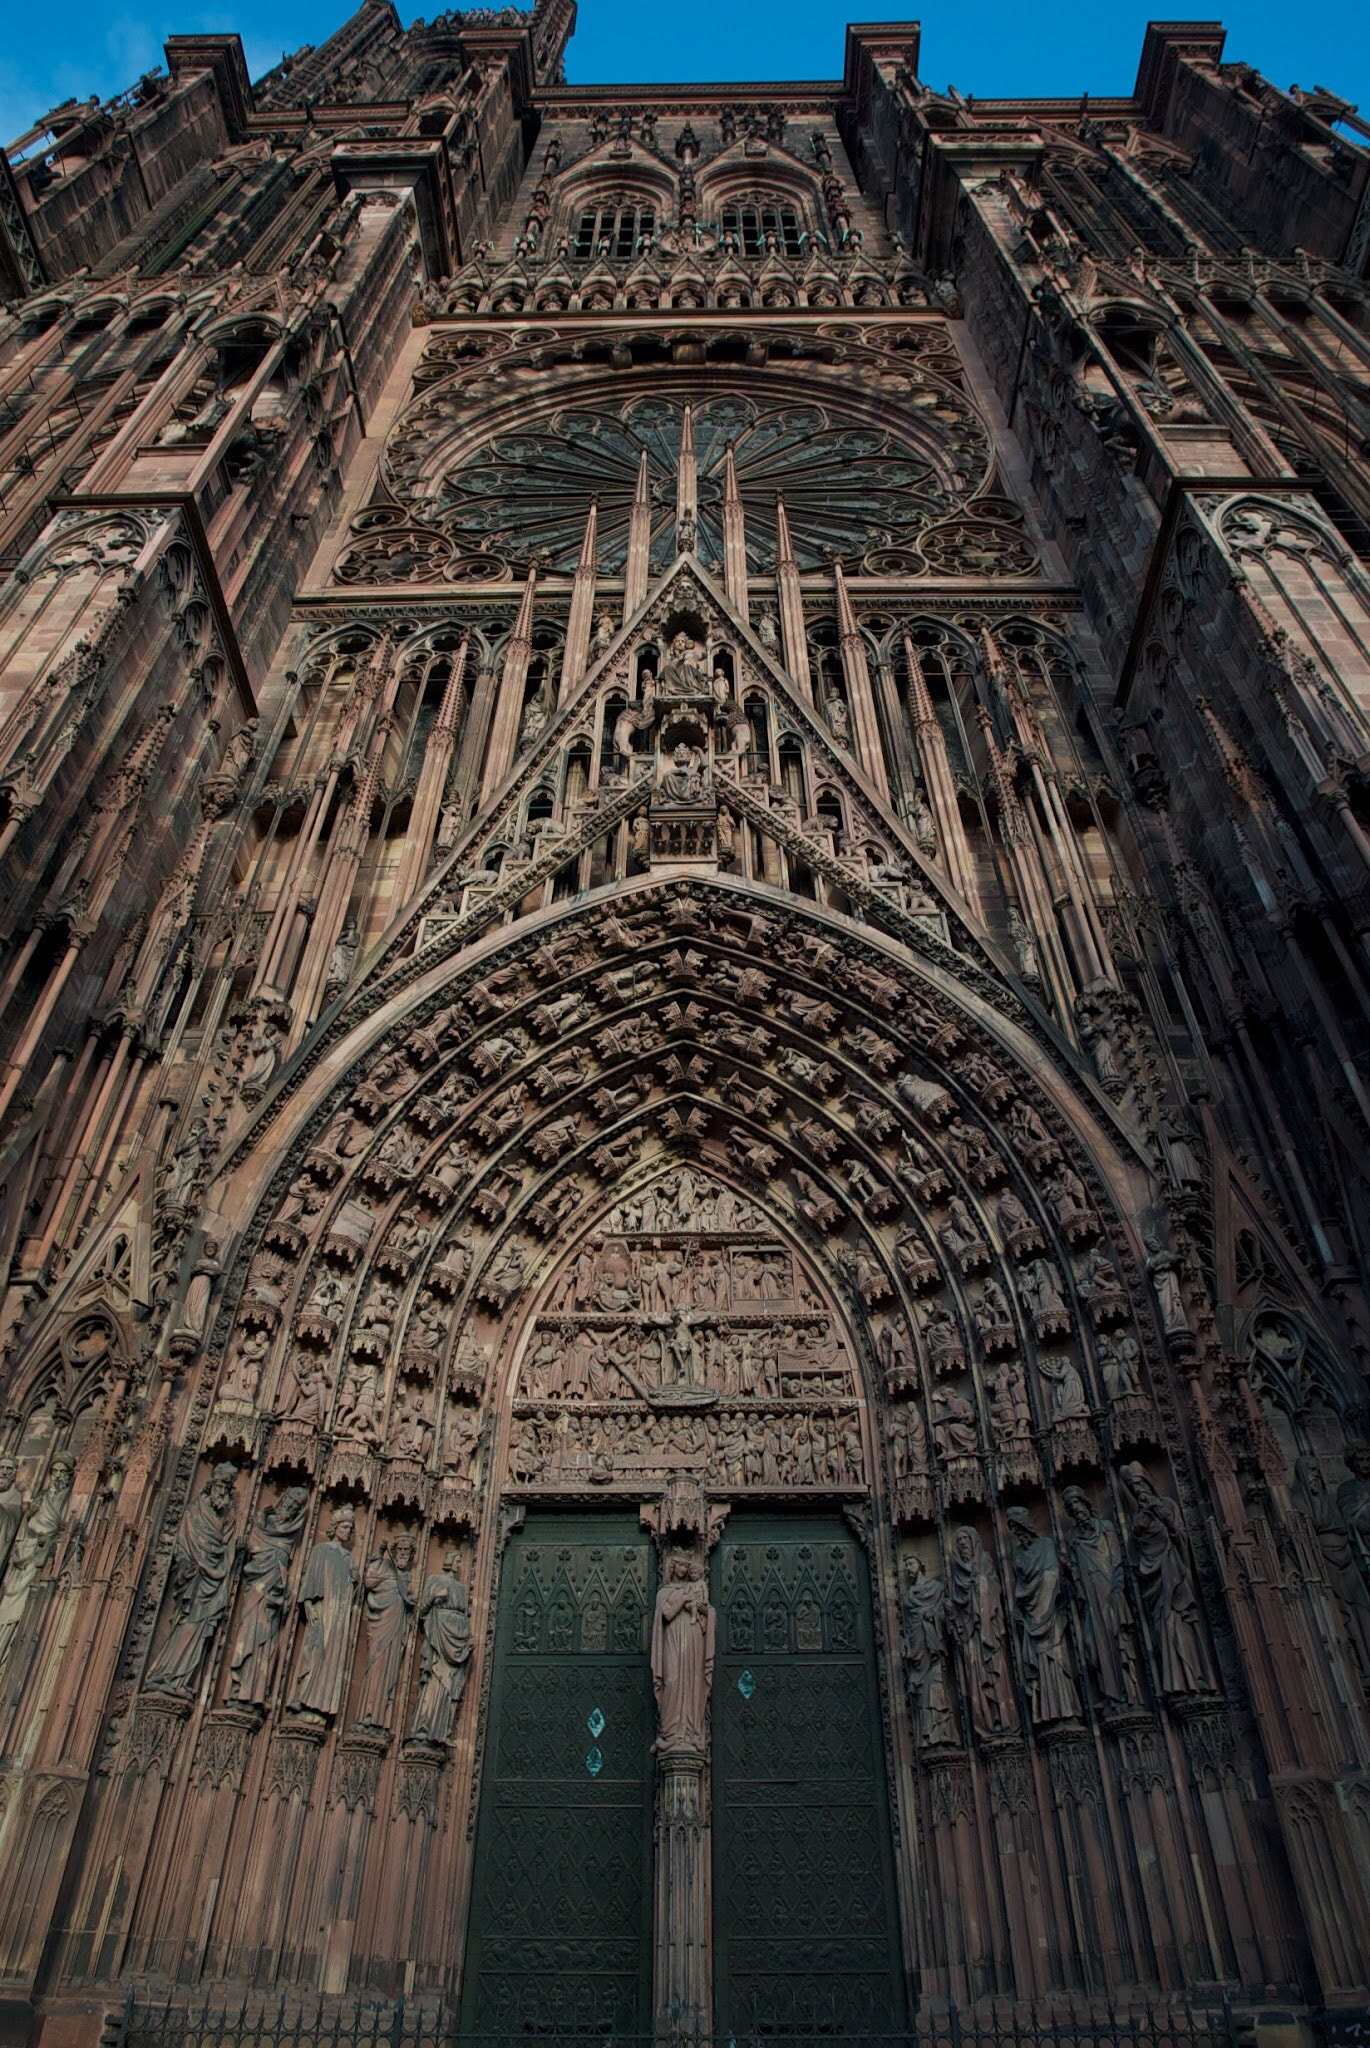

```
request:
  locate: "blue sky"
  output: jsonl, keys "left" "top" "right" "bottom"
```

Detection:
{"left": 2, "top": 0, "right": 1366, "bottom": 149}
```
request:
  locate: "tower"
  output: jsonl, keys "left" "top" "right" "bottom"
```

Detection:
{"left": 0, "top": 7, "right": 1368, "bottom": 2039}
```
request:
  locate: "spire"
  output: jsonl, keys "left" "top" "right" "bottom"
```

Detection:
{"left": 721, "top": 443, "right": 749, "bottom": 616}
{"left": 481, "top": 565, "right": 537, "bottom": 804}
{"left": 676, "top": 404, "right": 697, "bottom": 553}
{"left": 559, "top": 497, "right": 598, "bottom": 701}
{"left": 773, "top": 497, "right": 811, "bottom": 700}
{"left": 624, "top": 450, "right": 651, "bottom": 620}
{"left": 833, "top": 560, "right": 889, "bottom": 798}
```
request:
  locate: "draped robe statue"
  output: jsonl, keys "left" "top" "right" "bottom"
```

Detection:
{"left": 289, "top": 1509, "right": 357, "bottom": 1716}
{"left": 651, "top": 1550, "right": 716, "bottom": 1756}
{"left": 409, "top": 1553, "right": 472, "bottom": 1743}
{"left": 144, "top": 1462, "right": 238, "bottom": 1694}
{"left": 355, "top": 1538, "right": 416, "bottom": 1729}
{"left": 0, "top": 1454, "right": 76, "bottom": 1674}
{"left": 227, "top": 1486, "right": 309, "bottom": 1706}
{"left": 1007, "top": 1506, "right": 1080, "bottom": 1724}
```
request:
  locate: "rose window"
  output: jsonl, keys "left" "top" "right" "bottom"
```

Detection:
{"left": 422, "top": 394, "right": 968, "bottom": 575}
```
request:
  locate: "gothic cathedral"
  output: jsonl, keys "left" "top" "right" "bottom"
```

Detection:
{"left": 0, "top": 3, "right": 1368, "bottom": 2039}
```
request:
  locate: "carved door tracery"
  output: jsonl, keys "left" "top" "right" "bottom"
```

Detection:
{"left": 460, "top": 1515, "right": 656, "bottom": 2030}
{"left": 711, "top": 1516, "right": 906, "bottom": 2029}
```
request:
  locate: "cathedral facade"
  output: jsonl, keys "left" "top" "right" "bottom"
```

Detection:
{"left": 0, "top": 2, "right": 1369, "bottom": 2037}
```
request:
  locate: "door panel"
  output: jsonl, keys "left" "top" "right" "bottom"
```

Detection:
{"left": 712, "top": 1516, "right": 906, "bottom": 2029}
{"left": 460, "top": 1516, "right": 655, "bottom": 2031}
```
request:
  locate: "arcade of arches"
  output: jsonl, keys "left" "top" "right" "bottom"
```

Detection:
{"left": 1, "top": 4, "right": 1369, "bottom": 2043}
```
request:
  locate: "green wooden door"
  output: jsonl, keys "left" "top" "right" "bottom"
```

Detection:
{"left": 460, "top": 1516, "right": 656, "bottom": 2032}
{"left": 712, "top": 1515, "right": 907, "bottom": 2029}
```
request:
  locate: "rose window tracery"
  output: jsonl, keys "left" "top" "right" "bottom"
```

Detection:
{"left": 421, "top": 394, "right": 970, "bottom": 574}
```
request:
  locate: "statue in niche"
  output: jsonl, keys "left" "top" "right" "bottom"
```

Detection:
{"left": 651, "top": 1548, "right": 716, "bottom": 1755}
{"left": 1097, "top": 1330, "right": 1142, "bottom": 1399}
{"left": 280, "top": 1352, "right": 335, "bottom": 1430}
{"left": 144, "top": 1462, "right": 239, "bottom": 1695}
{"left": 1337, "top": 1446, "right": 1370, "bottom": 1588}
{"left": 659, "top": 743, "right": 707, "bottom": 803}
{"left": 902, "top": 1553, "right": 957, "bottom": 1747}
{"left": 1008, "top": 908, "right": 1040, "bottom": 984}
{"left": 409, "top": 1551, "right": 472, "bottom": 1743}
{"left": 948, "top": 1525, "right": 1013, "bottom": 1736}
{"left": 1119, "top": 1463, "right": 1215, "bottom": 1696}
{"left": 355, "top": 1535, "right": 416, "bottom": 1729}
{"left": 660, "top": 631, "right": 709, "bottom": 695}
{"left": 172, "top": 1237, "right": 222, "bottom": 1352}
{"left": 1061, "top": 1485, "right": 1140, "bottom": 1705}
{"left": 1038, "top": 1352, "right": 1089, "bottom": 1419}
{"left": 1298, "top": 1457, "right": 1370, "bottom": 1677}
{"left": 755, "top": 610, "right": 779, "bottom": 652}
{"left": 222, "top": 1326, "right": 271, "bottom": 1404}
{"left": 335, "top": 1358, "right": 383, "bottom": 1442}
{"left": 825, "top": 694, "right": 851, "bottom": 746}
{"left": 289, "top": 1507, "right": 358, "bottom": 1717}
{"left": 0, "top": 1454, "right": 76, "bottom": 1674}
{"left": 1007, "top": 1506, "right": 1079, "bottom": 1724}
{"left": 1144, "top": 1236, "right": 1189, "bottom": 1336}
{"left": 324, "top": 917, "right": 360, "bottom": 996}
{"left": 242, "top": 1021, "right": 282, "bottom": 1098}
{"left": 391, "top": 1390, "right": 433, "bottom": 1464}
{"left": 226, "top": 1486, "right": 310, "bottom": 1706}
{"left": 932, "top": 1384, "right": 979, "bottom": 1460}
{"left": 161, "top": 1118, "right": 209, "bottom": 1209}
{"left": 0, "top": 1456, "right": 21, "bottom": 1582}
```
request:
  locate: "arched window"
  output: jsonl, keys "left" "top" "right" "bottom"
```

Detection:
{"left": 571, "top": 202, "right": 656, "bottom": 261}
{"left": 719, "top": 200, "right": 805, "bottom": 257}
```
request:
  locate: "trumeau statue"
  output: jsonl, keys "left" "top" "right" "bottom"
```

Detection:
{"left": 651, "top": 1548, "right": 716, "bottom": 1755}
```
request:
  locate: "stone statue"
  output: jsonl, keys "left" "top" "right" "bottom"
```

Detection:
{"left": 409, "top": 1551, "right": 472, "bottom": 1743}
{"left": 0, "top": 1456, "right": 21, "bottom": 1583}
{"left": 0, "top": 1454, "right": 76, "bottom": 1674}
{"left": 144, "top": 1462, "right": 239, "bottom": 1694}
{"left": 241, "top": 1022, "right": 282, "bottom": 1097}
{"left": 172, "top": 1236, "right": 222, "bottom": 1351}
{"left": 1061, "top": 1485, "right": 1139, "bottom": 1704}
{"left": 324, "top": 917, "right": 359, "bottom": 995}
{"left": 1297, "top": 1456, "right": 1370, "bottom": 1677}
{"left": 1144, "top": 1236, "right": 1189, "bottom": 1336}
{"left": 1119, "top": 1462, "right": 1215, "bottom": 1695}
{"left": 659, "top": 743, "right": 707, "bottom": 803}
{"left": 1038, "top": 1352, "right": 1088, "bottom": 1418}
{"left": 289, "top": 1508, "right": 357, "bottom": 1716}
{"left": 355, "top": 1536, "right": 416, "bottom": 1728}
{"left": 948, "top": 1525, "right": 1012, "bottom": 1736}
{"left": 1337, "top": 1446, "right": 1370, "bottom": 1589}
{"left": 651, "top": 1548, "right": 716, "bottom": 1755}
{"left": 755, "top": 610, "right": 779, "bottom": 651}
{"left": 1097, "top": 1330, "right": 1142, "bottom": 1399}
{"left": 902, "top": 1553, "right": 956, "bottom": 1746}
{"left": 1008, "top": 908, "right": 1040, "bottom": 983}
{"left": 1006, "top": 1505, "right": 1079, "bottom": 1724}
{"left": 227, "top": 1486, "right": 310, "bottom": 1705}
{"left": 825, "top": 694, "right": 851, "bottom": 745}
{"left": 161, "top": 1117, "right": 209, "bottom": 1209}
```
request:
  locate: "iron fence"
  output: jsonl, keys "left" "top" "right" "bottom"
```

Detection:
{"left": 99, "top": 1987, "right": 1285, "bottom": 2048}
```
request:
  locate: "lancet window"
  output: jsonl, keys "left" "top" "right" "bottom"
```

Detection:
{"left": 719, "top": 199, "right": 806, "bottom": 256}
{"left": 571, "top": 202, "right": 656, "bottom": 260}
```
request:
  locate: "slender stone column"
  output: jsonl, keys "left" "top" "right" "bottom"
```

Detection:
{"left": 392, "top": 633, "right": 468, "bottom": 906}
{"left": 559, "top": 502, "right": 598, "bottom": 703}
{"left": 834, "top": 560, "right": 889, "bottom": 797}
{"left": 654, "top": 1751, "right": 710, "bottom": 2039}
{"left": 481, "top": 567, "right": 537, "bottom": 804}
